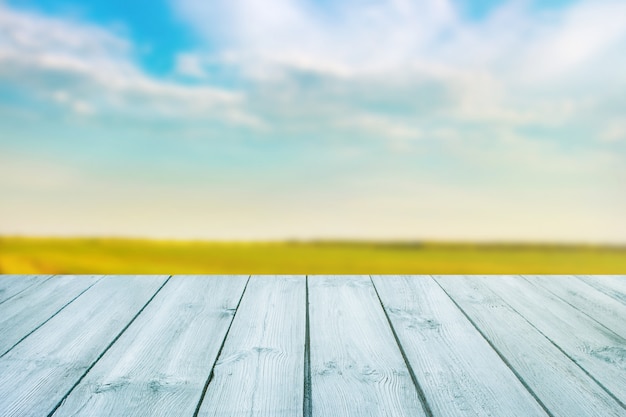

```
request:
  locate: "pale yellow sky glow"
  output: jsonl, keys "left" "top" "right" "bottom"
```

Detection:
{"left": 2, "top": 151, "right": 624, "bottom": 243}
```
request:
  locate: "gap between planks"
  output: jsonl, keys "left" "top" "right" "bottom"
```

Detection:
{"left": 303, "top": 275, "right": 312, "bottom": 417}
{"left": 3, "top": 275, "right": 623, "bottom": 417}
{"left": 46, "top": 276, "right": 173, "bottom": 417}
{"left": 191, "top": 275, "right": 252, "bottom": 417}
{"left": 369, "top": 275, "right": 435, "bottom": 417}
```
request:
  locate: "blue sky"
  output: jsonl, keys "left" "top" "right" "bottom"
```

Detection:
{"left": 1, "top": 0, "right": 625, "bottom": 242}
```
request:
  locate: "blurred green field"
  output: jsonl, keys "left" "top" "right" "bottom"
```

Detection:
{"left": 1, "top": 237, "right": 626, "bottom": 274}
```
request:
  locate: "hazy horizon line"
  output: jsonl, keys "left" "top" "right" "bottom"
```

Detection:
{"left": 3, "top": 234, "right": 626, "bottom": 249}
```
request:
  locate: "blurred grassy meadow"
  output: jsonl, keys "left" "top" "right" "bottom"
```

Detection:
{"left": 2, "top": 237, "right": 625, "bottom": 274}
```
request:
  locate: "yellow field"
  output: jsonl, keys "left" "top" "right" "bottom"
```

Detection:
{"left": 1, "top": 237, "right": 626, "bottom": 274}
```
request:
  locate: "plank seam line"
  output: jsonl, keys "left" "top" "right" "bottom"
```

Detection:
{"left": 475, "top": 275, "right": 626, "bottom": 411}
{"left": 520, "top": 275, "right": 626, "bottom": 341}
{"left": 508, "top": 274, "right": 626, "bottom": 409}
{"left": 575, "top": 275, "right": 626, "bottom": 305}
{"left": 0, "top": 274, "right": 55, "bottom": 306}
{"left": 192, "top": 274, "right": 252, "bottom": 417}
{"left": 0, "top": 275, "right": 105, "bottom": 358}
{"left": 431, "top": 276, "right": 557, "bottom": 417}
{"left": 303, "top": 275, "right": 312, "bottom": 417}
{"left": 369, "top": 275, "right": 435, "bottom": 417}
{"left": 46, "top": 275, "right": 173, "bottom": 417}
{"left": 577, "top": 275, "right": 626, "bottom": 307}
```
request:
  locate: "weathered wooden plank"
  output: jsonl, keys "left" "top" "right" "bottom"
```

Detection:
{"left": 0, "top": 275, "right": 52, "bottom": 304}
{"left": 435, "top": 275, "right": 626, "bottom": 417}
{"left": 524, "top": 275, "right": 626, "bottom": 340}
{"left": 53, "top": 275, "right": 248, "bottom": 417}
{"left": 198, "top": 275, "right": 306, "bottom": 417}
{"left": 577, "top": 275, "right": 626, "bottom": 306}
{"left": 478, "top": 275, "right": 626, "bottom": 405}
{"left": 308, "top": 275, "right": 426, "bottom": 417}
{"left": 0, "top": 275, "right": 102, "bottom": 356}
{"left": 373, "top": 275, "right": 548, "bottom": 417}
{"left": 0, "top": 275, "right": 169, "bottom": 417}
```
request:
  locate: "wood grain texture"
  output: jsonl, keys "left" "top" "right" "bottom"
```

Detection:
{"left": 373, "top": 275, "right": 548, "bottom": 417}
{"left": 524, "top": 275, "right": 626, "bottom": 340}
{"left": 477, "top": 275, "right": 626, "bottom": 405}
{"left": 0, "top": 275, "right": 102, "bottom": 356}
{"left": 308, "top": 275, "right": 426, "bottom": 417}
{"left": 434, "top": 275, "right": 626, "bottom": 417}
{"left": 0, "top": 275, "right": 52, "bottom": 304}
{"left": 0, "top": 274, "right": 624, "bottom": 417}
{"left": 53, "top": 275, "right": 249, "bottom": 417}
{"left": 198, "top": 275, "right": 306, "bottom": 417}
{"left": 577, "top": 275, "right": 626, "bottom": 306}
{"left": 0, "top": 275, "right": 168, "bottom": 417}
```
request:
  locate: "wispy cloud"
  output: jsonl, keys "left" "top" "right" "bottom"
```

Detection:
{"left": 0, "top": 4, "right": 262, "bottom": 127}
{"left": 174, "top": 0, "right": 626, "bottom": 124}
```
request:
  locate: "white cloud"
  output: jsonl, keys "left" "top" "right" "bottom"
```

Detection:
{"left": 517, "top": 1, "right": 626, "bottom": 82}
{"left": 174, "top": 0, "right": 626, "bottom": 131}
{"left": 600, "top": 122, "right": 626, "bottom": 143}
{"left": 3, "top": 0, "right": 625, "bottom": 134}
{"left": 0, "top": 4, "right": 262, "bottom": 126}
{"left": 175, "top": 53, "right": 207, "bottom": 78}
{"left": 176, "top": 0, "right": 458, "bottom": 77}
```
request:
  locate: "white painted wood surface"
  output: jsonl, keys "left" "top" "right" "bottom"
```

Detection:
{"left": 0, "top": 275, "right": 101, "bottom": 356}
{"left": 524, "top": 275, "right": 626, "bottom": 340}
{"left": 53, "top": 275, "right": 248, "bottom": 417}
{"left": 477, "top": 275, "right": 626, "bottom": 405}
{"left": 0, "top": 275, "right": 52, "bottom": 304}
{"left": 0, "top": 274, "right": 624, "bottom": 417}
{"left": 198, "top": 275, "right": 306, "bottom": 417}
{"left": 308, "top": 275, "right": 426, "bottom": 417}
{"left": 434, "top": 275, "right": 626, "bottom": 417}
{"left": 577, "top": 275, "right": 626, "bottom": 306}
{"left": 0, "top": 275, "right": 169, "bottom": 417}
{"left": 373, "top": 275, "right": 548, "bottom": 417}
